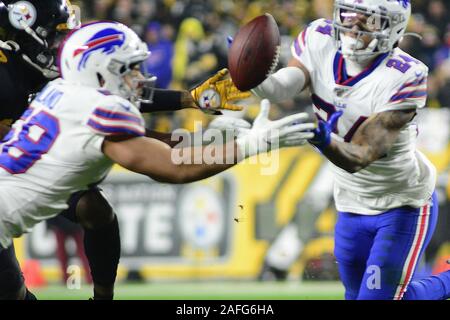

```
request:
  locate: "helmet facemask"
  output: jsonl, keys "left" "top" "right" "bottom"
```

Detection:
{"left": 130, "top": 58, "right": 157, "bottom": 106}
{"left": 102, "top": 55, "right": 156, "bottom": 108}
{"left": 333, "top": 1, "right": 407, "bottom": 63}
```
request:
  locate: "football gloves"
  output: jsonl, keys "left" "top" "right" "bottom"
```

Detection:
{"left": 190, "top": 68, "right": 251, "bottom": 113}
{"left": 208, "top": 116, "right": 252, "bottom": 138}
{"left": 308, "top": 111, "right": 343, "bottom": 151}
{"left": 216, "top": 99, "right": 315, "bottom": 159}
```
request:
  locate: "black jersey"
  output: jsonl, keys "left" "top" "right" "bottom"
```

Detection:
{"left": 0, "top": 49, "right": 48, "bottom": 126}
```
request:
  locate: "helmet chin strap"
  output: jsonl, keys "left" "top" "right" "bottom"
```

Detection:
{"left": 107, "top": 65, "right": 156, "bottom": 106}
{"left": 21, "top": 54, "right": 59, "bottom": 79}
{"left": 18, "top": 19, "right": 47, "bottom": 47}
{"left": 0, "top": 39, "right": 19, "bottom": 51}
{"left": 0, "top": 39, "right": 58, "bottom": 78}
{"left": 341, "top": 34, "right": 380, "bottom": 64}
{"left": 119, "top": 82, "right": 133, "bottom": 100}
{"left": 117, "top": 76, "right": 157, "bottom": 107}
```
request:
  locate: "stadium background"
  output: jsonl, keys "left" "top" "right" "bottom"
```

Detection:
{"left": 14, "top": 0, "right": 450, "bottom": 299}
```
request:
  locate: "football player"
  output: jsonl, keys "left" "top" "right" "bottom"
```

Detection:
{"left": 0, "top": 0, "right": 248, "bottom": 300}
{"left": 0, "top": 20, "right": 314, "bottom": 300}
{"left": 232, "top": 0, "right": 449, "bottom": 300}
{"left": 0, "top": 0, "right": 82, "bottom": 300}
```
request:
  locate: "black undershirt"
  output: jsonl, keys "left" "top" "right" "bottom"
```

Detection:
{"left": 0, "top": 49, "right": 47, "bottom": 124}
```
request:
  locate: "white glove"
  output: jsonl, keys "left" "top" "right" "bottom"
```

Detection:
{"left": 208, "top": 116, "right": 251, "bottom": 138}
{"left": 236, "top": 99, "right": 315, "bottom": 159}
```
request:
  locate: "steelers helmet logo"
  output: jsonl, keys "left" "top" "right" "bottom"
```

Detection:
{"left": 8, "top": 1, "right": 37, "bottom": 30}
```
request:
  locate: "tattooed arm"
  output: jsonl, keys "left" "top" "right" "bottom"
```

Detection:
{"left": 322, "top": 110, "right": 416, "bottom": 173}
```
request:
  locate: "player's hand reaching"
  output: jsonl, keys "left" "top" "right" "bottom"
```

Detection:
{"left": 235, "top": 99, "right": 315, "bottom": 159}
{"left": 308, "top": 111, "right": 343, "bottom": 151}
{"left": 190, "top": 68, "right": 251, "bottom": 113}
{"left": 208, "top": 116, "right": 252, "bottom": 138}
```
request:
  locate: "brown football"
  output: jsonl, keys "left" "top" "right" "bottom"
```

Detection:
{"left": 228, "top": 13, "right": 281, "bottom": 91}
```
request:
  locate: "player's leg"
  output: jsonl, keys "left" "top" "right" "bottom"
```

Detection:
{"left": 72, "top": 231, "right": 93, "bottom": 284}
{"left": 357, "top": 193, "right": 439, "bottom": 300}
{"left": 54, "top": 229, "right": 70, "bottom": 284}
{"left": 403, "top": 270, "right": 450, "bottom": 300}
{"left": 334, "top": 211, "right": 374, "bottom": 300}
{"left": 61, "top": 187, "right": 120, "bottom": 300}
{"left": 0, "top": 243, "right": 36, "bottom": 300}
{"left": 401, "top": 192, "right": 450, "bottom": 300}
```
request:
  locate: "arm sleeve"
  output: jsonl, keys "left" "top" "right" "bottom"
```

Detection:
{"left": 139, "top": 89, "right": 183, "bottom": 113}
{"left": 86, "top": 100, "right": 146, "bottom": 137}
{"left": 251, "top": 66, "right": 307, "bottom": 102}
{"left": 252, "top": 20, "right": 333, "bottom": 102}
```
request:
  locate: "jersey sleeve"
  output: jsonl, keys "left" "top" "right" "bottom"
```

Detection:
{"left": 375, "top": 63, "right": 429, "bottom": 113}
{"left": 290, "top": 19, "right": 334, "bottom": 74}
{"left": 86, "top": 99, "right": 146, "bottom": 137}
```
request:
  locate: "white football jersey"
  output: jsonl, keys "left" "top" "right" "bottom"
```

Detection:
{"left": 0, "top": 79, "right": 146, "bottom": 248}
{"left": 291, "top": 19, "right": 437, "bottom": 215}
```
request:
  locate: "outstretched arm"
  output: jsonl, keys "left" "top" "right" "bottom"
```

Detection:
{"left": 251, "top": 58, "right": 311, "bottom": 103}
{"left": 103, "top": 135, "right": 239, "bottom": 184}
{"left": 320, "top": 110, "right": 416, "bottom": 173}
{"left": 103, "top": 100, "right": 314, "bottom": 184}
{"left": 288, "top": 57, "right": 311, "bottom": 86}
{"left": 145, "top": 129, "right": 184, "bottom": 148}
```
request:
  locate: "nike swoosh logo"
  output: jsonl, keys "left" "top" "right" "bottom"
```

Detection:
{"left": 119, "top": 103, "right": 131, "bottom": 112}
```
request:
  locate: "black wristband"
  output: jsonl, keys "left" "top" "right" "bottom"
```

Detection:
{"left": 140, "top": 89, "right": 183, "bottom": 113}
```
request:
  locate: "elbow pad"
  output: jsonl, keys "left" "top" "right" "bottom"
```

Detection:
{"left": 251, "top": 66, "right": 306, "bottom": 103}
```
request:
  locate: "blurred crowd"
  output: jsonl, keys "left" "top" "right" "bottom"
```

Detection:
{"left": 73, "top": 0, "right": 450, "bottom": 131}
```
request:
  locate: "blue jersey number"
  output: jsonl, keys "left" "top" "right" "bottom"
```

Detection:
{"left": 0, "top": 110, "right": 60, "bottom": 174}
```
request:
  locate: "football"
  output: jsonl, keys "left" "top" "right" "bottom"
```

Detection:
{"left": 228, "top": 13, "right": 281, "bottom": 91}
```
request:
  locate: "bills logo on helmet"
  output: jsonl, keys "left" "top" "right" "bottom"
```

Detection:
{"left": 73, "top": 28, "right": 126, "bottom": 70}
{"left": 398, "top": 0, "right": 410, "bottom": 8}
{"left": 388, "top": 0, "right": 410, "bottom": 8}
{"left": 8, "top": 1, "right": 37, "bottom": 30}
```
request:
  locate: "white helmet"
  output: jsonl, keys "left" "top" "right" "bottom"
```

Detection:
{"left": 58, "top": 21, "right": 154, "bottom": 104}
{"left": 333, "top": 0, "right": 411, "bottom": 62}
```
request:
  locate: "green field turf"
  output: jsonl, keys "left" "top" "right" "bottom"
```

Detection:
{"left": 32, "top": 281, "right": 345, "bottom": 300}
